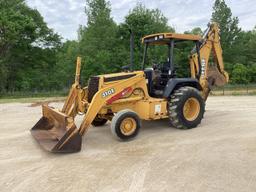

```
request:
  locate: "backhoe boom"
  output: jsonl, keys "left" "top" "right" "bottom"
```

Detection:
{"left": 189, "top": 23, "right": 229, "bottom": 99}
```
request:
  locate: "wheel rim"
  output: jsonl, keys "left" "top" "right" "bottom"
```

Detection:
{"left": 120, "top": 117, "right": 136, "bottom": 136}
{"left": 183, "top": 97, "right": 200, "bottom": 121}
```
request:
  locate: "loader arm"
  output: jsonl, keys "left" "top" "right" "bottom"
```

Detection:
{"left": 189, "top": 23, "right": 229, "bottom": 100}
{"left": 78, "top": 72, "right": 145, "bottom": 135}
{"left": 31, "top": 65, "right": 146, "bottom": 153}
{"left": 61, "top": 57, "right": 81, "bottom": 116}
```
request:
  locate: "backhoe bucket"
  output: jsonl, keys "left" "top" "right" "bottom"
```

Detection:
{"left": 31, "top": 105, "right": 82, "bottom": 153}
{"left": 208, "top": 66, "right": 228, "bottom": 87}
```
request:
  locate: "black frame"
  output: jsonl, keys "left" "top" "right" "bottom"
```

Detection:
{"left": 142, "top": 38, "right": 201, "bottom": 78}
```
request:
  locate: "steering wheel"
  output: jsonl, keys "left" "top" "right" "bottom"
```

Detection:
{"left": 152, "top": 63, "right": 161, "bottom": 71}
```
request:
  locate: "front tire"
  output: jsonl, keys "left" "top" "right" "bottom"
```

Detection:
{"left": 111, "top": 110, "right": 141, "bottom": 140}
{"left": 168, "top": 86, "right": 205, "bottom": 129}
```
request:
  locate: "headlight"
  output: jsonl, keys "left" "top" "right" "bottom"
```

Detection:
{"left": 159, "top": 35, "right": 164, "bottom": 39}
{"left": 154, "top": 36, "right": 158, "bottom": 40}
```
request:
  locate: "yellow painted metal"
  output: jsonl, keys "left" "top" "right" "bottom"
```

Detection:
{"left": 183, "top": 97, "right": 200, "bottom": 121}
{"left": 61, "top": 57, "right": 82, "bottom": 116}
{"left": 108, "top": 99, "right": 168, "bottom": 120}
{"left": 120, "top": 117, "right": 136, "bottom": 136}
{"left": 137, "top": 99, "right": 168, "bottom": 120}
{"left": 78, "top": 71, "right": 150, "bottom": 135}
{"left": 142, "top": 33, "right": 201, "bottom": 44}
{"left": 75, "top": 57, "right": 81, "bottom": 85}
{"left": 189, "top": 23, "right": 229, "bottom": 100}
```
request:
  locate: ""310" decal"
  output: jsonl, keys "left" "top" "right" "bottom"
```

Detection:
{"left": 102, "top": 88, "right": 115, "bottom": 98}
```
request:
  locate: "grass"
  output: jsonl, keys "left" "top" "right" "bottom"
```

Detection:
{"left": 0, "top": 90, "right": 67, "bottom": 98}
{"left": 0, "top": 96, "right": 65, "bottom": 104}
{"left": 0, "top": 91, "right": 67, "bottom": 104}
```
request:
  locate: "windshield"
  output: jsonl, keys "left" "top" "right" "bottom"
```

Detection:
{"left": 143, "top": 44, "right": 170, "bottom": 69}
{"left": 143, "top": 40, "right": 197, "bottom": 78}
{"left": 173, "top": 41, "right": 195, "bottom": 77}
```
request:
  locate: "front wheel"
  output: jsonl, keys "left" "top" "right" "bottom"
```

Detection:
{"left": 111, "top": 110, "right": 141, "bottom": 140}
{"left": 168, "top": 86, "right": 205, "bottom": 129}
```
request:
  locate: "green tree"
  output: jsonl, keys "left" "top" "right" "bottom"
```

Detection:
{"left": 228, "top": 27, "right": 256, "bottom": 83}
{"left": 119, "top": 4, "right": 174, "bottom": 69}
{"left": 0, "top": 0, "right": 60, "bottom": 92}
{"left": 248, "top": 64, "right": 256, "bottom": 83}
{"left": 248, "top": 63, "right": 256, "bottom": 83}
{"left": 185, "top": 27, "right": 203, "bottom": 35}
{"left": 54, "top": 40, "right": 80, "bottom": 89}
{"left": 246, "top": 28, "right": 256, "bottom": 83}
{"left": 178, "top": 27, "right": 204, "bottom": 78}
{"left": 233, "top": 30, "right": 256, "bottom": 63}
{"left": 78, "top": 0, "right": 123, "bottom": 84}
{"left": 191, "top": 27, "right": 203, "bottom": 35}
{"left": 211, "top": 0, "right": 241, "bottom": 63}
{"left": 231, "top": 63, "right": 249, "bottom": 84}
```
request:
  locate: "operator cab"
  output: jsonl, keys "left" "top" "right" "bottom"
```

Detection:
{"left": 142, "top": 33, "right": 202, "bottom": 97}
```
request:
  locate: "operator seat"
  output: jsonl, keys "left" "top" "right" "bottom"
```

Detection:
{"left": 153, "top": 62, "right": 170, "bottom": 96}
{"left": 144, "top": 68, "right": 154, "bottom": 97}
{"left": 144, "top": 62, "right": 172, "bottom": 98}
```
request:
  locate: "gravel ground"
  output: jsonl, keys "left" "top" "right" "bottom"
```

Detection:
{"left": 0, "top": 96, "right": 256, "bottom": 192}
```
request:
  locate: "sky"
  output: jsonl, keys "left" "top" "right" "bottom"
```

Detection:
{"left": 26, "top": 0, "right": 256, "bottom": 40}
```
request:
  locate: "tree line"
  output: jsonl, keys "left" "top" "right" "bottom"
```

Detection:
{"left": 0, "top": 0, "right": 255, "bottom": 94}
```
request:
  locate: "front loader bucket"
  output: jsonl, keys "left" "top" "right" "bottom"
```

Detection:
{"left": 31, "top": 105, "right": 82, "bottom": 153}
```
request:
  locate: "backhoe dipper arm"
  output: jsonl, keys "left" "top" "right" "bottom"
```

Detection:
{"left": 189, "top": 23, "right": 229, "bottom": 100}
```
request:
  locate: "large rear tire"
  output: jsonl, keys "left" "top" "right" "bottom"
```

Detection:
{"left": 168, "top": 86, "right": 205, "bottom": 129}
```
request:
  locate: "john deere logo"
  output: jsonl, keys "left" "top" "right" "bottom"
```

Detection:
{"left": 102, "top": 88, "right": 115, "bottom": 98}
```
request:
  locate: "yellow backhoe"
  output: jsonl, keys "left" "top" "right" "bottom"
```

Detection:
{"left": 31, "top": 23, "right": 229, "bottom": 153}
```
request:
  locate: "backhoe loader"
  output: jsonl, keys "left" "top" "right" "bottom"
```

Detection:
{"left": 31, "top": 23, "right": 229, "bottom": 153}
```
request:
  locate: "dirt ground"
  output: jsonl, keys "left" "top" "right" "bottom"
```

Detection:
{"left": 1, "top": 96, "right": 256, "bottom": 192}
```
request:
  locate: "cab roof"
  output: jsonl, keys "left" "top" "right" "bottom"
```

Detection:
{"left": 142, "top": 33, "right": 201, "bottom": 45}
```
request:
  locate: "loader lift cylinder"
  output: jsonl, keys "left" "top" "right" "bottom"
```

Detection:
{"left": 75, "top": 57, "right": 81, "bottom": 85}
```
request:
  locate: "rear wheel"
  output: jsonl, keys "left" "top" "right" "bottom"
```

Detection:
{"left": 168, "top": 86, "right": 205, "bottom": 129}
{"left": 111, "top": 110, "right": 141, "bottom": 140}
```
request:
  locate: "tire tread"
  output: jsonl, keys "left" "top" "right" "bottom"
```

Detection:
{"left": 168, "top": 86, "right": 205, "bottom": 129}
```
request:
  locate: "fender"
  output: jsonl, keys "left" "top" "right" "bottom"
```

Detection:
{"left": 163, "top": 78, "right": 202, "bottom": 98}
